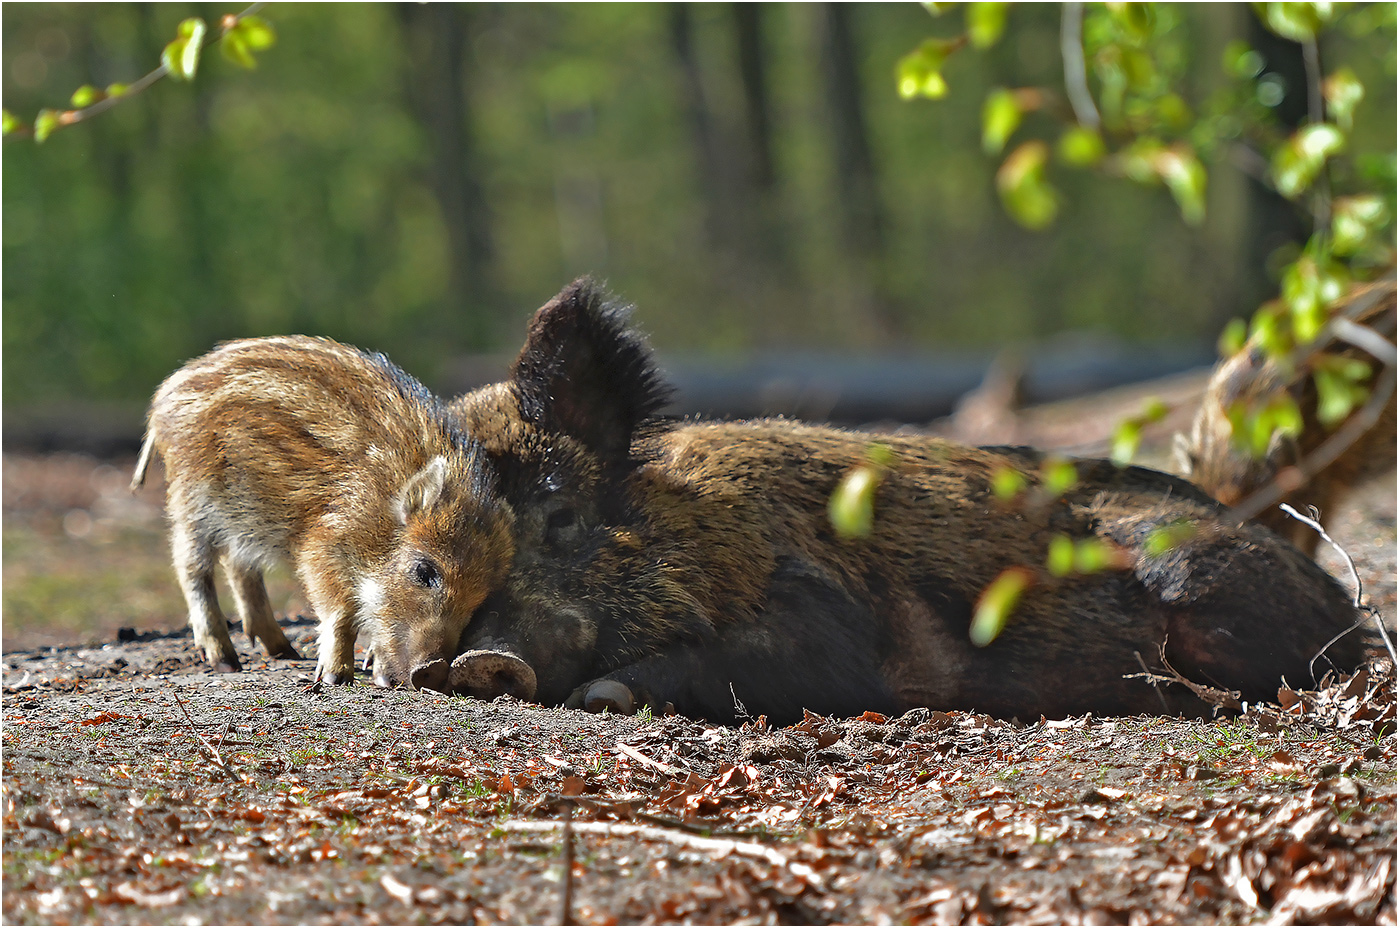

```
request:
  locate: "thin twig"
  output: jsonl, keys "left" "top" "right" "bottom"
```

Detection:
{"left": 559, "top": 802, "right": 575, "bottom": 927}
{"left": 1133, "top": 650, "right": 1171, "bottom": 713}
{"left": 1060, "top": 3, "right": 1100, "bottom": 129}
{"left": 1279, "top": 503, "right": 1398, "bottom": 668}
{"left": 171, "top": 690, "right": 244, "bottom": 782}
{"left": 8, "top": 3, "right": 265, "bottom": 138}
{"left": 1227, "top": 360, "right": 1396, "bottom": 526}
{"left": 500, "top": 819, "right": 826, "bottom": 893}
{"left": 614, "top": 742, "right": 686, "bottom": 777}
{"left": 1331, "top": 318, "right": 1399, "bottom": 366}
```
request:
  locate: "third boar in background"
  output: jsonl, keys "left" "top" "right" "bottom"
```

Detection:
{"left": 134, "top": 336, "right": 514, "bottom": 690}
{"left": 1175, "top": 274, "right": 1397, "bottom": 557}
{"left": 450, "top": 281, "right": 1369, "bottom": 724}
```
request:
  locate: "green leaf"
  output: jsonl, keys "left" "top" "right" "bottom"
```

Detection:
{"left": 1046, "top": 535, "right": 1075, "bottom": 577}
{"left": 1282, "top": 252, "right": 1350, "bottom": 342}
{"left": 1040, "top": 457, "right": 1078, "bottom": 496}
{"left": 222, "top": 15, "right": 277, "bottom": 69}
{"left": 1272, "top": 123, "right": 1345, "bottom": 199}
{"left": 1111, "top": 419, "right": 1143, "bottom": 467}
{"left": 1331, "top": 195, "right": 1389, "bottom": 256}
{"left": 981, "top": 88, "right": 1022, "bottom": 155}
{"left": 966, "top": 2, "right": 1010, "bottom": 48}
{"left": 1218, "top": 318, "right": 1248, "bottom": 357}
{"left": 991, "top": 465, "right": 1027, "bottom": 502}
{"left": 1313, "top": 369, "right": 1361, "bottom": 426}
{"left": 33, "top": 109, "right": 61, "bottom": 143}
{"left": 1222, "top": 40, "right": 1265, "bottom": 79}
{"left": 1072, "top": 538, "right": 1117, "bottom": 575}
{"left": 1145, "top": 519, "right": 1196, "bottom": 556}
{"left": 1139, "top": 398, "right": 1169, "bottom": 423}
{"left": 1057, "top": 126, "right": 1105, "bottom": 167}
{"left": 236, "top": 15, "right": 277, "bottom": 50}
{"left": 923, "top": 2, "right": 959, "bottom": 15}
{"left": 1256, "top": 2, "right": 1330, "bottom": 42}
{"left": 897, "top": 38, "right": 962, "bottom": 100}
{"left": 162, "top": 17, "right": 207, "bottom": 82}
{"left": 221, "top": 32, "right": 255, "bottom": 69}
{"left": 829, "top": 466, "right": 880, "bottom": 539}
{"left": 1, "top": 109, "right": 20, "bottom": 136}
{"left": 1109, "top": 2, "right": 1156, "bottom": 43}
{"left": 1249, "top": 302, "right": 1291, "bottom": 360}
{"left": 1321, "top": 67, "right": 1364, "bottom": 131}
{"left": 1156, "top": 145, "right": 1207, "bottom": 225}
{"left": 1117, "top": 138, "right": 1164, "bottom": 185}
{"left": 70, "top": 85, "right": 101, "bottom": 108}
{"left": 970, "top": 567, "right": 1033, "bottom": 647}
{"left": 996, "top": 141, "right": 1058, "bottom": 230}
{"left": 105, "top": 83, "right": 129, "bottom": 98}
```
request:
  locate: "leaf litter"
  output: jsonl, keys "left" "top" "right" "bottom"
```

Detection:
{"left": 3, "top": 451, "right": 1396, "bottom": 924}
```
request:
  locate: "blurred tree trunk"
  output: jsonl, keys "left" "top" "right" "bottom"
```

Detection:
{"left": 1242, "top": 13, "right": 1312, "bottom": 307}
{"left": 669, "top": 3, "right": 737, "bottom": 253}
{"left": 730, "top": 3, "right": 785, "bottom": 268}
{"left": 816, "top": 3, "right": 900, "bottom": 341}
{"left": 732, "top": 4, "right": 775, "bottom": 194}
{"left": 398, "top": 3, "right": 497, "bottom": 347}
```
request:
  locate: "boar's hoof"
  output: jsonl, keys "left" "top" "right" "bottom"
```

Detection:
{"left": 212, "top": 658, "right": 242, "bottom": 674}
{"left": 410, "top": 658, "right": 450, "bottom": 694}
{"left": 450, "top": 650, "right": 537, "bottom": 702}
{"left": 584, "top": 680, "right": 636, "bottom": 716}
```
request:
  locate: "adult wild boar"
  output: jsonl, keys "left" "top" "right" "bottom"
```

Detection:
{"left": 1175, "top": 275, "right": 1397, "bottom": 557}
{"left": 450, "top": 281, "right": 1369, "bottom": 723}
{"left": 134, "top": 336, "right": 514, "bottom": 690}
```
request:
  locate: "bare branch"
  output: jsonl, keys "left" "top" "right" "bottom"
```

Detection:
{"left": 6, "top": 3, "right": 265, "bottom": 140}
{"left": 1226, "top": 360, "right": 1395, "bottom": 525}
{"left": 499, "top": 819, "right": 827, "bottom": 893}
{"left": 1060, "top": 3, "right": 1100, "bottom": 129}
{"left": 171, "top": 690, "right": 245, "bottom": 783}
{"left": 1280, "top": 503, "right": 1398, "bottom": 667}
{"left": 1331, "top": 317, "right": 1399, "bottom": 366}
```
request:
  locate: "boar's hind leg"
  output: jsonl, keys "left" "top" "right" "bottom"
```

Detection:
{"left": 222, "top": 557, "right": 301, "bottom": 660}
{"left": 170, "top": 523, "right": 241, "bottom": 672}
{"left": 580, "top": 559, "right": 898, "bottom": 725}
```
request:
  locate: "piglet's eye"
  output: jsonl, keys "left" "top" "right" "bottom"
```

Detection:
{"left": 410, "top": 558, "right": 442, "bottom": 589}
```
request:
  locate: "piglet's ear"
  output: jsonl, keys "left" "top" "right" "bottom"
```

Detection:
{"left": 395, "top": 456, "right": 448, "bottom": 523}
{"left": 512, "top": 277, "right": 673, "bottom": 462}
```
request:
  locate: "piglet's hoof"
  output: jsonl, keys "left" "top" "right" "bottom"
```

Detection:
{"left": 584, "top": 679, "right": 636, "bottom": 715}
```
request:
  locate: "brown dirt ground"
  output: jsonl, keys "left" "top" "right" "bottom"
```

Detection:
{"left": 3, "top": 403, "right": 1397, "bottom": 925}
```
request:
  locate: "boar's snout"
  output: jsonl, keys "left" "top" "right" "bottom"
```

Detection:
{"left": 409, "top": 658, "right": 450, "bottom": 694}
{"left": 450, "top": 649, "right": 537, "bottom": 702}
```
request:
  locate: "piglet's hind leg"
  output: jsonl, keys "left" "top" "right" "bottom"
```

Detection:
{"left": 223, "top": 557, "right": 301, "bottom": 660}
{"left": 171, "top": 524, "right": 241, "bottom": 672}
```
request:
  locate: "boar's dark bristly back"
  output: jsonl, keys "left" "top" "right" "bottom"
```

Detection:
{"left": 512, "top": 277, "right": 672, "bottom": 462}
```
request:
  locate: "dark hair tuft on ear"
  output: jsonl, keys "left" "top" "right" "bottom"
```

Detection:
{"left": 513, "top": 277, "right": 673, "bottom": 459}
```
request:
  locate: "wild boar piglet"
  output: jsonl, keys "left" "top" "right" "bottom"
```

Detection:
{"left": 133, "top": 335, "right": 514, "bottom": 690}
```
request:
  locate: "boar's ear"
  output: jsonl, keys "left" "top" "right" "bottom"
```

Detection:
{"left": 395, "top": 456, "right": 448, "bottom": 523}
{"left": 512, "top": 277, "right": 673, "bottom": 461}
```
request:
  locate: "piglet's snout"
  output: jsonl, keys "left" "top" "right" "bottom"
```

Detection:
{"left": 450, "top": 649, "right": 537, "bottom": 702}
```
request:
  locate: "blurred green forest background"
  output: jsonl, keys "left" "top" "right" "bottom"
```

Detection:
{"left": 3, "top": 2, "right": 1396, "bottom": 413}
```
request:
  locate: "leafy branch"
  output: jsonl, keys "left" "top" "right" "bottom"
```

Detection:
{"left": 900, "top": 2, "right": 1396, "bottom": 474}
{"left": 2, "top": 4, "right": 275, "bottom": 143}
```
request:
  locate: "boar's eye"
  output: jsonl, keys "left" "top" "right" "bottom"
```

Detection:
{"left": 545, "top": 507, "right": 585, "bottom": 549}
{"left": 410, "top": 557, "right": 442, "bottom": 589}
